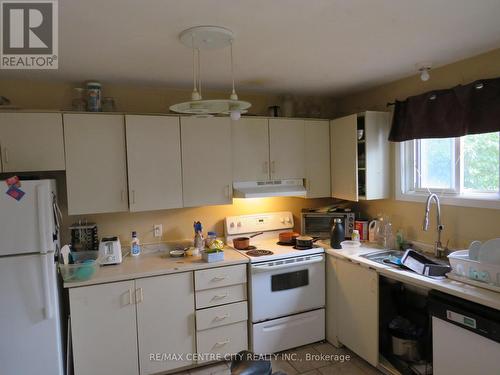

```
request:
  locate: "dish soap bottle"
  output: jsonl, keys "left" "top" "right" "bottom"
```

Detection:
{"left": 130, "top": 231, "right": 141, "bottom": 256}
{"left": 330, "top": 218, "right": 345, "bottom": 249}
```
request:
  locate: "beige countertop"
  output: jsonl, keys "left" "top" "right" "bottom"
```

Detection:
{"left": 319, "top": 241, "right": 500, "bottom": 311}
{"left": 64, "top": 247, "right": 249, "bottom": 288}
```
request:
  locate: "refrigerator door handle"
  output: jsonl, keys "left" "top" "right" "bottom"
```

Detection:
{"left": 36, "top": 183, "right": 51, "bottom": 253}
{"left": 41, "top": 253, "right": 53, "bottom": 319}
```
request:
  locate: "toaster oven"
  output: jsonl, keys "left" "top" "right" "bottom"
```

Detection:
{"left": 301, "top": 211, "right": 355, "bottom": 239}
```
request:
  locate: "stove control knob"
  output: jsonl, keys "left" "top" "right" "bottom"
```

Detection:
{"left": 229, "top": 222, "right": 235, "bottom": 228}
{"left": 285, "top": 217, "right": 291, "bottom": 224}
{"left": 280, "top": 217, "right": 285, "bottom": 224}
{"left": 237, "top": 222, "right": 241, "bottom": 228}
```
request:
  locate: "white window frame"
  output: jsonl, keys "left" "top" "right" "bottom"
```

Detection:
{"left": 395, "top": 137, "right": 500, "bottom": 209}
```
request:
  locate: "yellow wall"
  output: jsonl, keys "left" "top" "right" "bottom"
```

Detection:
{"left": 0, "top": 79, "right": 336, "bottom": 117}
{"left": 338, "top": 48, "right": 500, "bottom": 249}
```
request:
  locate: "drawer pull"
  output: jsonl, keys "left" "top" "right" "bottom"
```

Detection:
{"left": 214, "top": 314, "right": 230, "bottom": 322}
{"left": 212, "top": 293, "right": 228, "bottom": 301}
{"left": 215, "top": 338, "right": 230, "bottom": 347}
{"left": 212, "top": 276, "right": 227, "bottom": 281}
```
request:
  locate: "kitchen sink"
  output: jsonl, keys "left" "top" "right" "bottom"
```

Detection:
{"left": 361, "top": 249, "right": 451, "bottom": 277}
{"left": 360, "top": 250, "right": 406, "bottom": 266}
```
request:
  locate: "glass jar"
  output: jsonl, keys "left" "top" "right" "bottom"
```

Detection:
{"left": 71, "top": 88, "right": 86, "bottom": 111}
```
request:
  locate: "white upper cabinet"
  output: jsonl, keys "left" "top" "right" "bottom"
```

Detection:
{"left": 231, "top": 118, "right": 269, "bottom": 181}
{"left": 136, "top": 272, "right": 195, "bottom": 374}
{"left": 64, "top": 114, "right": 128, "bottom": 215}
{"left": 269, "top": 119, "right": 305, "bottom": 180}
{"left": 364, "top": 111, "right": 391, "bottom": 200}
{"left": 330, "top": 111, "right": 390, "bottom": 201}
{"left": 305, "top": 120, "right": 330, "bottom": 198}
{"left": 0, "top": 113, "right": 65, "bottom": 172}
{"left": 330, "top": 114, "right": 358, "bottom": 201}
{"left": 181, "top": 117, "right": 232, "bottom": 207}
{"left": 125, "top": 115, "right": 183, "bottom": 212}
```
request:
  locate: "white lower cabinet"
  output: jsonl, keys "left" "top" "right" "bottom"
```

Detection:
{"left": 197, "top": 321, "right": 248, "bottom": 363}
{"left": 336, "top": 258, "right": 379, "bottom": 367}
{"left": 70, "top": 273, "right": 196, "bottom": 375}
{"left": 194, "top": 266, "right": 248, "bottom": 363}
{"left": 136, "top": 273, "right": 195, "bottom": 375}
{"left": 70, "top": 281, "right": 139, "bottom": 375}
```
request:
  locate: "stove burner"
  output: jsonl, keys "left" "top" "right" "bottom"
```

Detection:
{"left": 276, "top": 241, "right": 295, "bottom": 246}
{"left": 246, "top": 250, "right": 273, "bottom": 257}
{"left": 241, "top": 245, "right": 257, "bottom": 251}
{"left": 293, "top": 245, "right": 314, "bottom": 250}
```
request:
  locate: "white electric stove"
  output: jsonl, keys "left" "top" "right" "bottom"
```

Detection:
{"left": 225, "top": 212, "right": 326, "bottom": 354}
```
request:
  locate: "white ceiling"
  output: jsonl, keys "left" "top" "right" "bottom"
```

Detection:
{"left": 3, "top": 0, "right": 500, "bottom": 96}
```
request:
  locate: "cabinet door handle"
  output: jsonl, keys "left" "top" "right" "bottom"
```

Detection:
{"left": 132, "top": 190, "right": 136, "bottom": 204}
{"left": 215, "top": 338, "right": 230, "bottom": 347}
{"left": 121, "top": 190, "right": 125, "bottom": 202}
{"left": 263, "top": 161, "right": 269, "bottom": 174}
{"left": 271, "top": 160, "right": 276, "bottom": 174}
{"left": 212, "top": 293, "right": 228, "bottom": 301}
{"left": 127, "top": 289, "right": 133, "bottom": 305}
{"left": 225, "top": 185, "right": 232, "bottom": 198}
{"left": 3, "top": 146, "right": 8, "bottom": 163}
{"left": 214, "top": 314, "right": 230, "bottom": 321}
{"left": 135, "top": 288, "right": 144, "bottom": 304}
{"left": 212, "top": 276, "right": 227, "bottom": 281}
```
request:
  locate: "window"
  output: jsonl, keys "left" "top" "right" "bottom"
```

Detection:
{"left": 397, "top": 132, "right": 500, "bottom": 208}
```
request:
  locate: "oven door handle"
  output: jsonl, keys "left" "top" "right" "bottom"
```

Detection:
{"left": 251, "top": 256, "right": 324, "bottom": 273}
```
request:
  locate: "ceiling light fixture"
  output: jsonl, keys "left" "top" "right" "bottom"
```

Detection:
{"left": 169, "top": 26, "right": 251, "bottom": 119}
{"left": 416, "top": 62, "right": 432, "bottom": 82}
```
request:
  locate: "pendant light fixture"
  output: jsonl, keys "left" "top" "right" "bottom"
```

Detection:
{"left": 169, "top": 26, "right": 251, "bottom": 119}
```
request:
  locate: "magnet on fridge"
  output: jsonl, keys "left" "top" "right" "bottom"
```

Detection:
{"left": 6, "top": 185, "right": 25, "bottom": 201}
{"left": 5, "top": 175, "right": 20, "bottom": 188}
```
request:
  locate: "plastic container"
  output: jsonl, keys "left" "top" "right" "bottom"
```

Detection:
{"left": 130, "top": 231, "right": 141, "bottom": 256}
{"left": 59, "top": 251, "right": 99, "bottom": 282}
{"left": 202, "top": 250, "right": 224, "bottom": 263}
{"left": 448, "top": 250, "right": 500, "bottom": 286}
{"left": 341, "top": 240, "right": 361, "bottom": 249}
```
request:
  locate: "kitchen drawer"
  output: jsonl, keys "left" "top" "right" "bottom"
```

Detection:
{"left": 196, "top": 301, "right": 248, "bottom": 331}
{"left": 196, "top": 321, "right": 248, "bottom": 363}
{"left": 195, "top": 264, "right": 247, "bottom": 291}
{"left": 196, "top": 284, "right": 247, "bottom": 309}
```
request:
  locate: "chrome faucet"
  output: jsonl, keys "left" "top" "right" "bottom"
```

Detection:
{"left": 422, "top": 193, "right": 446, "bottom": 258}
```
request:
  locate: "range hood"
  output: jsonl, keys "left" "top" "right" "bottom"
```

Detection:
{"left": 233, "top": 179, "right": 306, "bottom": 198}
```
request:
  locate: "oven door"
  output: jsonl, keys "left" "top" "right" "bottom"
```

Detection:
{"left": 249, "top": 254, "right": 325, "bottom": 322}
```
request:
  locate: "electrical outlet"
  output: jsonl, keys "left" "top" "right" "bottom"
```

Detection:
{"left": 153, "top": 224, "right": 163, "bottom": 238}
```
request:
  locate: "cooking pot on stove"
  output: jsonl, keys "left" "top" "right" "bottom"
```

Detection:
{"left": 278, "top": 231, "right": 300, "bottom": 245}
{"left": 295, "top": 235, "right": 320, "bottom": 248}
{"left": 232, "top": 232, "right": 263, "bottom": 250}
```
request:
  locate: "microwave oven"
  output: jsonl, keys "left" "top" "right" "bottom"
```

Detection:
{"left": 301, "top": 211, "right": 355, "bottom": 239}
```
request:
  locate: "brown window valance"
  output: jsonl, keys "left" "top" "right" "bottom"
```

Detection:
{"left": 388, "top": 77, "right": 500, "bottom": 142}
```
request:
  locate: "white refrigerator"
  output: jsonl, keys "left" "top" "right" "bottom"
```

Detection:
{"left": 0, "top": 179, "right": 64, "bottom": 375}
